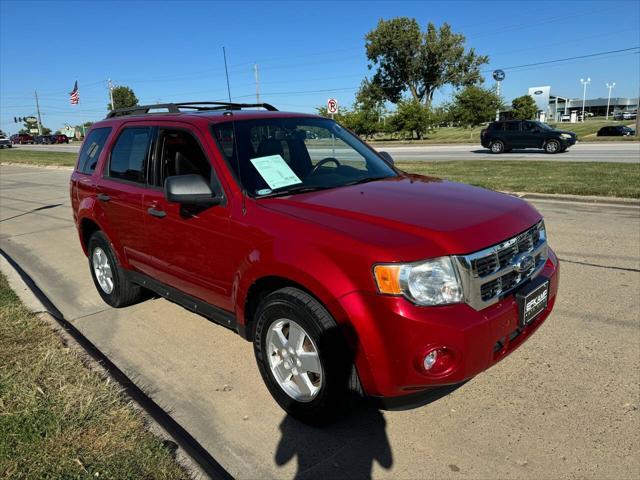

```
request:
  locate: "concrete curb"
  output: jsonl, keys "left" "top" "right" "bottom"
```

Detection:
{"left": 511, "top": 191, "right": 640, "bottom": 207}
{"left": 0, "top": 251, "right": 215, "bottom": 480}
{"left": 0, "top": 161, "right": 74, "bottom": 170}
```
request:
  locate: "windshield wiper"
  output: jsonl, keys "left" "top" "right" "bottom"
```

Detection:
{"left": 341, "top": 176, "right": 388, "bottom": 187}
{"left": 257, "top": 184, "right": 336, "bottom": 198}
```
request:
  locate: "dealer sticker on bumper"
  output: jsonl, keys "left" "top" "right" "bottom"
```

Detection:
{"left": 516, "top": 278, "right": 550, "bottom": 326}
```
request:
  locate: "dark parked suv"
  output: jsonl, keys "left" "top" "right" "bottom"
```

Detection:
{"left": 70, "top": 102, "right": 559, "bottom": 424}
{"left": 481, "top": 120, "right": 577, "bottom": 154}
{"left": 597, "top": 125, "right": 636, "bottom": 137}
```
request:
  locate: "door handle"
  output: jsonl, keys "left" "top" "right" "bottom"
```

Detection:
{"left": 97, "top": 193, "right": 111, "bottom": 202}
{"left": 147, "top": 207, "right": 166, "bottom": 218}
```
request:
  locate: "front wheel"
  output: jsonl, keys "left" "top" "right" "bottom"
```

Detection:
{"left": 545, "top": 139, "right": 561, "bottom": 154}
{"left": 489, "top": 140, "right": 505, "bottom": 153}
{"left": 253, "top": 287, "right": 356, "bottom": 425}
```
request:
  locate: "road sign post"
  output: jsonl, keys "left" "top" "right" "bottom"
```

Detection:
{"left": 327, "top": 98, "right": 338, "bottom": 156}
{"left": 492, "top": 70, "right": 505, "bottom": 121}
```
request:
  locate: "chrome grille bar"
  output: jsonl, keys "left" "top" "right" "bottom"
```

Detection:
{"left": 454, "top": 221, "right": 548, "bottom": 310}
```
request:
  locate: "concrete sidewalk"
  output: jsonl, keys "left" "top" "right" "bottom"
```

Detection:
{"left": 1, "top": 164, "right": 638, "bottom": 479}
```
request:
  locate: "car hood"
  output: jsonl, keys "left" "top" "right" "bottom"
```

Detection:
{"left": 552, "top": 128, "right": 577, "bottom": 136}
{"left": 259, "top": 175, "right": 542, "bottom": 260}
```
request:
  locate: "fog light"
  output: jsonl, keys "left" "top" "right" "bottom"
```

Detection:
{"left": 423, "top": 350, "right": 438, "bottom": 370}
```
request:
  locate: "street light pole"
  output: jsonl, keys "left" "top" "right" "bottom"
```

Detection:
{"left": 580, "top": 77, "right": 590, "bottom": 122}
{"left": 108, "top": 79, "right": 115, "bottom": 111}
{"left": 605, "top": 82, "right": 615, "bottom": 120}
{"left": 254, "top": 64, "right": 260, "bottom": 104}
{"left": 34, "top": 90, "right": 43, "bottom": 135}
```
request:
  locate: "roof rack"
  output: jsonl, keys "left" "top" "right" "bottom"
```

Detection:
{"left": 106, "top": 101, "right": 278, "bottom": 118}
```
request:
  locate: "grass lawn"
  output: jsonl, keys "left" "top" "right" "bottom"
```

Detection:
{"left": 0, "top": 272, "right": 189, "bottom": 479}
{"left": 397, "top": 161, "right": 640, "bottom": 198}
{"left": 1, "top": 148, "right": 637, "bottom": 198}
{"left": 0, "top": 148, "right": 77, "bottom": 167}
{"left": 370, "top": 119, "right": 638, "bottom": 145}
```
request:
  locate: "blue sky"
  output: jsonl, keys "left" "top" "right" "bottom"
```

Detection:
{"left": 1, "top": 0, "right": 639, "bottom": 133}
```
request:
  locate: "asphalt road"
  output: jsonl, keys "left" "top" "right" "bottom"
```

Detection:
{"left": 1, "top": 164, "right": 638, "bottom": 479}
{"left": 10, "top": 141, "right": 640, "bottom": 163}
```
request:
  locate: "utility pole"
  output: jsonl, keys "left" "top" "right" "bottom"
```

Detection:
{"left": 580, "top": 77, "right": 590, "bottom": 122}
{"left": 108, "top": 79, "right": 115, "bottom": 110}
{"left": 605, "top": 82, "right": 615, "bottom": 120}
{"left": 253, "top": 64, "right": 260, "bottom": 104}
{"left": 34, "top": 90, "right": 43, "bottom": 135}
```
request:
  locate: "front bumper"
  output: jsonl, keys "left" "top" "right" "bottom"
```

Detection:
{"left": 339, "top": 249, "right": 559, "bottom": 399}
{"left": 560, "top": 137, "right": 577, "bottom": 147}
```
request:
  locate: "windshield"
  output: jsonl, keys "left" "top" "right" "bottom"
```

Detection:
{"left": 210, "top": 117, "right": 396, "bottom": 197}
{"left": 534, "top": 121, "right": 553, "bottom": 130}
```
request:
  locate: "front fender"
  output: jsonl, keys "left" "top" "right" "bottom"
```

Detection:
{"left": 234, "top": 238, "right": 361, "bottom": 327}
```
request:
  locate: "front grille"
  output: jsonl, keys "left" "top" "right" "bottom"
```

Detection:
{"left": 454, "top": 221, "right": 548, "bottom": 310}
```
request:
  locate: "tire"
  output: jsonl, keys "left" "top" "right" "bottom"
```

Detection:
{"left": 253, "top": 287, "right": 357, "bottom": 425}
{"left": 87, "top": 231, "right": 142, "bottom": 308}
{"left": 544, "top": 139, "right": 561, "bottom": 154}
{"left": 489, "top": 140, "right": 505, "bottom": 153}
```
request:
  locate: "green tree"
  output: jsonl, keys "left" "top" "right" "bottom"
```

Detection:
{"left": 108, "top": 86, "right": 138, "bottom": 111}
{"left": 365, "top": 18, "right": 489, "bottom": 108}
{"left": 511, "top": 95, "right": 539, "bottom": 120}
{"left": 449, "top": 85, "right": 502, "bottom": 128}
{"left": 387, "top": 99, "right": 431, "bottom": 139}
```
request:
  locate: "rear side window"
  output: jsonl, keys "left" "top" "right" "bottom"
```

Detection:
{"left": 108, "top": 127, "right": 152, "bottom": 183}
{"left": 77, "top": 128, "right": 111, "bottom": 174}
{"left": 505, "top": 122, "right": 520, "bottom": 132}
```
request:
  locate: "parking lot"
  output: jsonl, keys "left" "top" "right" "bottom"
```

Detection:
{"left": 0, "top": 163, "right": 638, "bottom": 479}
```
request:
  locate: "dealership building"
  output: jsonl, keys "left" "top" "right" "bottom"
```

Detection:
{"left": 526, "top": 86, "right": 638, "bottom": 122}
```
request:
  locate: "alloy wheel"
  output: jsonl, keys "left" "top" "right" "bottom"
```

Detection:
{"left": 265, "top": 319, "right": 323, "bottom": 402}
{"left": 92, "top": 247, "right": 114, "bottom": 294}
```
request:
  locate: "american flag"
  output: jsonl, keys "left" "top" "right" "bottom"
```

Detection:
{"left": 69, "top": 81, "right": 79, "bottom": 105}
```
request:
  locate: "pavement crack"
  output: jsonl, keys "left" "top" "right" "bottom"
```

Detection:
{"left": 559, "top": 257, "right": 640, "bottom": 273}
{"left": 0, "top": 203, "right": 64, "bottom": 222}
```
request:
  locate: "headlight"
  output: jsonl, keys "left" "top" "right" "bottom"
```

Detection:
{"left": 373, "top": 256, "right": 463, "bottom": 306}
{"left": 560, "top": 133, "right": 572, "bottom": 139}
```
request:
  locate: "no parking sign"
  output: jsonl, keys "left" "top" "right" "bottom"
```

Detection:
{"left": 327, "top": 98, "right": 338, "bottom": 115}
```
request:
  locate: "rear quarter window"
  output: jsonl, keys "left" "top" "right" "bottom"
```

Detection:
{"left": 77, "top": 127, "right": 112, "bottom": 174}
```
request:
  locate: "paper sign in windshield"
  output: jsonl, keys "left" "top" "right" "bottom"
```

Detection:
{"left": 250, "top": 155, "right": 302, "bottom": 190}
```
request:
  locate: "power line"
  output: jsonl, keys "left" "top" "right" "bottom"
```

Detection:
{"left": 486, "top": 47, "right": 639, "bottom": 72}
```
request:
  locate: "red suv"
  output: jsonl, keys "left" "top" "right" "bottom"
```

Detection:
{"left": 70, "top": 102, "right": 559, "bottom": 424}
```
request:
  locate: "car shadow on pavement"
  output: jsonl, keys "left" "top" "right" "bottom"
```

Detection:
{"left": 274, "top": 407, "right": 392, "bottom": 480}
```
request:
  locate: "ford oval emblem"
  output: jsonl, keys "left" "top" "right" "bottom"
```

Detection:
{"left": 515, "top": 254, "right": 535, "bottom": 273}
{"left": 534, "top": 90, "right": 544, "bottom": 95}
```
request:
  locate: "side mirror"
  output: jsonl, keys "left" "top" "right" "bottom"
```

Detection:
{"left": 164, "top": 174, "right": 221, "bottom": 206}
{"left": 379, "top": 151, "right": 394, "bottom": 165}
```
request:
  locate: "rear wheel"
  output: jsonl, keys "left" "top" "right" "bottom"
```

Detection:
{"left": 544, "top": 139, "right": 561, "bottom": 154}
{"left": 88, "top": 231, "right": 142, "bottom": 308}
{"left": 489, "top": 140, "right": 505, "bottom": 153}
{"left": 253, "top": 287, "right": 356, "bottom": 425}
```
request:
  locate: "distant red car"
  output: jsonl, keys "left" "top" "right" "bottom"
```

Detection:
{"left": 52, "top": 134, "right": 70, "bottom": 144}
{"left": 10, "top": 133, "right": 34, "bottom": 144}
{"left": 70, "top": 101, "right": 559, "bottom": 424}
